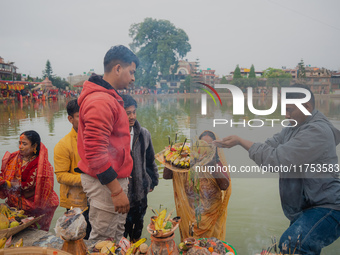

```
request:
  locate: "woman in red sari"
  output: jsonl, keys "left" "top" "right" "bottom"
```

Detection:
{"left": 0, "top": 130, "right": 59, "bottom": 231}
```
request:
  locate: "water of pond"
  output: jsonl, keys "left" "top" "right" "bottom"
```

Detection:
{"left": 0, "top": 94, "right": 340, "bottom": 255}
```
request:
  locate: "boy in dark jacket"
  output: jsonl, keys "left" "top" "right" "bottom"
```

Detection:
{"left": 121, "top": 94, "right": 159, "bottom": 242}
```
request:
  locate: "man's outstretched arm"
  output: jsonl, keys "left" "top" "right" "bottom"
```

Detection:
{"left": 213, "top": 135, "right": 254, "bottom": 151}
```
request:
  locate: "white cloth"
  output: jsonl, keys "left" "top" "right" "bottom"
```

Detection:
{"left": 130, "top": 128, "right": 134, "bottom": 150}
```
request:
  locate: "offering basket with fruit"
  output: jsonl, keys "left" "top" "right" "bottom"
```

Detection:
{"left": 155, "top": 136, "right": 217, "bottom": 173}
{"left": 155, "top": 140, "right": 191, "bottom": 172}
{"left": 146, "top": 208, "right": 181, "bottom": 238}
{"left": 0, "top": 203, "right": 44, "bottom": 239}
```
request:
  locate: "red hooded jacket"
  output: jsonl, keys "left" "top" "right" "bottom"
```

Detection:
{"left": 77, "top": 75, "right": 132, "bottom": 184}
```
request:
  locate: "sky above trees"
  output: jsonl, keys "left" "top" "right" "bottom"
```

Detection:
{"left": 1, "top": 0, "right": 339, "bottom": 78}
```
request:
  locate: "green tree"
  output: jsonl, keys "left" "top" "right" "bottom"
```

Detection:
{"left": 180, "top": 75, "right": 191, "bottom": 92}
{"left": 35, "top": 77, "right": 43, "bottom": 82}
{"left": 298, "top": 59, "right": 306, "bottom": 79}
{"left": 233, "top": 65, "right": 242, "bottom": 79}
{"left": 129, "top": 18, "right": 191, "bottom": 88}
{"left": 161, "top": 82, "right": 169, "bottom": 92}
{"left": 263, "top": 67, "right": 292, "bottom": 87}
{"left": 50, "top": 76, "right": 70, "bottom": 90}
{"left": 42, "top": 60, "right": 53, "bottom": 79}
{"left": 220, "top": 76, "right": 228, "bottom": 84}
{"left": 2, "top": 76, "right": 11, "bottom": 81}
{"left": 263, "top": 68, "right": 292, "bottom": 78}
{"left": 248, "top": 78, "right": 258, "bottom": 88}
{"left": 41, "top": 60, "right": 69, "bottom": 89}
{"left": 232, "top": 65, "right": 247, "bottom": 88}
{"left": 26, "top": 75, "right": 34, "bottom": 82}
{"left": 249, "top": 64, "right": 256, "bottom": 78}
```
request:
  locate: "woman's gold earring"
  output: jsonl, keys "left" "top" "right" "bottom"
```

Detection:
{"left": 33, "top": 148, "right": 37, "bottom": 154}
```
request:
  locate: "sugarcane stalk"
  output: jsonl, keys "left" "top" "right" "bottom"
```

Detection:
{"left": 81, "top": 207, "right": 88, "bottom": 214}
{"left": 292, "top": 235, "right": 300, "bottom": 255}
{"left": 299, "top": 235, "right": 301, "bottom": 252}
{"left": 292, "top": 240, "right": 299, "bottom": 255}
{"left": 188, "top": 221, "right": 192, "bottom": 237}
{"left": 180, "top": 138, "right": 187, "bottom": 154}
{"left": 148, "top": 206, "right": 157, "bottom": 215}
{"left": 164, "top": 207, "right": 175, "bottom": 222}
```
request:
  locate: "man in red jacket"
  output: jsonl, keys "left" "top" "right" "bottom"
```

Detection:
{"left": 77, "top": 45, "right": 139, "bottom": 241}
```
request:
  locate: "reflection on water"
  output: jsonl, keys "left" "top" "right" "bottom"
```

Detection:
{"left": 134, "top": 96, "right": 191, "bottom": 150}
{"left": 0, "top": 100, "right": 64, "bottom": 136}
{"left": 0, "top": 95, "right": 340, "bottom": 254}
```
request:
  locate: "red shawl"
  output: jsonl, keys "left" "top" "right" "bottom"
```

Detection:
{"left": 0, "top": 143, "right": 59, "bottom": 231}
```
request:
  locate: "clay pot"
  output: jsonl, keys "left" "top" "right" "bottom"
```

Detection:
{"left": 147, "top": 234, "right": 179, "bottom": 255}
{"left": 61, "top": 235, "right": 87, "bottom": 255}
